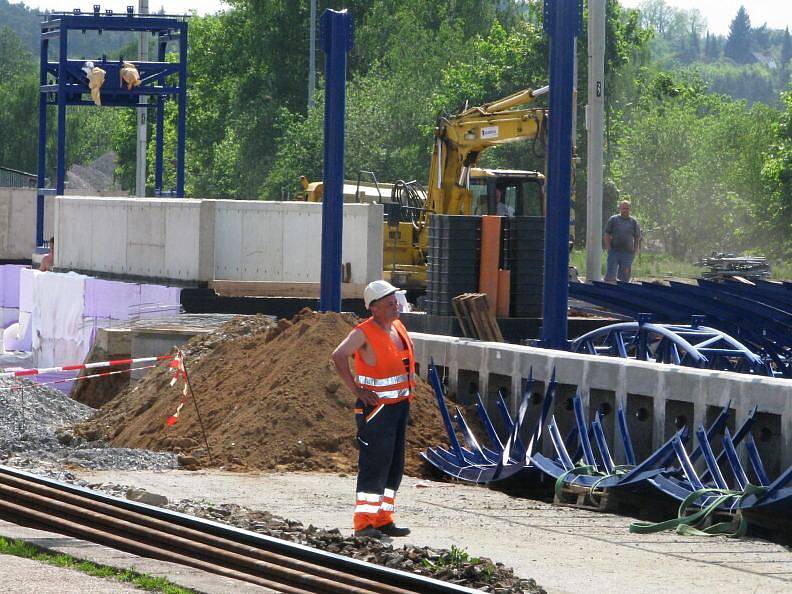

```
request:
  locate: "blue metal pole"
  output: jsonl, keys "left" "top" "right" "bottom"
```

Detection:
{"left": 176, "top": 23, "right": 187, "bottom": 197}
{"left": 155, "top": 39, "right": 166, "bottom": 195}
{"left": 541, "top": 0, "right": 581, "bottom": 350}
{"left": 319, "top": 9, "right": 353, "bottom": 313}
{"left": 36, "top": 32, "right": 48, "bottom": 248}
{"left": 55, "top": 27, "right": 68, "bottom": 198}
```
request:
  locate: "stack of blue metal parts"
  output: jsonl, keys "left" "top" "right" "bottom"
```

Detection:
{"left": 568, "top": 279, "right": 792, "bottom": 378}
{"left": 422, "top": 362, "right": 792, "bottom": 537}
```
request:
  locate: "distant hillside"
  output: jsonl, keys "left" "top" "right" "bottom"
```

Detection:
{"left": 0, "top": 0, "right": 142, "bottom": 60}
{"left": 0, "top": 0, "right": 39, "bottom": 51}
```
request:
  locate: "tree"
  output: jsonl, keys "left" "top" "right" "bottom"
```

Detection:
{"left": 637, "top": 0, "right": 674, "bottom": 38}
{"left": 724, "top": 6, "right": 753, "bottom": 64}
{"left": 781, "top": 27, "right": 792, "bottom": 87}
{"left": 761, "top": 87, "right": 792, "bottom": 258}
{"left": 704, "top": 31, "right": 721, "bottom": 61}
{"left": 611, "top": 71, "right": 781, "bottom": 258}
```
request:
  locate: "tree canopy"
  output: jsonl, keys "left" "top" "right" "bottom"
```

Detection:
{"left": 0, "top": 0, "right": 790, "bottom": 261}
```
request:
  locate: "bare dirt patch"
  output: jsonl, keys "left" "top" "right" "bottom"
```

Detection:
{"left": 77, "top": 310, "right": 445, "bottom": 476}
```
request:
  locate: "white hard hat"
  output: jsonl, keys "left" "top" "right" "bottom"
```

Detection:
{"left": 363, "top": 280, "right": 400, "bottom": 308}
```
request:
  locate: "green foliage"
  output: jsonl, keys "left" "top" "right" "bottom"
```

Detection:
{"left": 697, "top": 61, "right": 777, "bottom": 105}
{"left": 611, "top": 70, "right": 780, "bottom": 258}
{"left": 724, "top": 6, "right": 753, "bottom": 64}
{"left": 760, "top": 87, "right": 792, "bottom": 258}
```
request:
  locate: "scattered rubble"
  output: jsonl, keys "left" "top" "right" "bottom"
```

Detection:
{"left": 77, "top": 310, "right": 446, "bottom": 476}
{"left": 0, "top": 377, "right": 176, "bottom": 471}
{"left": 79, "top": 481, "right": 543, "bottom": 594}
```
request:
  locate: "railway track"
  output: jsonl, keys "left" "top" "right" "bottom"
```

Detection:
{"left": 0, "top": 465, "right": 477, "bottom": 594}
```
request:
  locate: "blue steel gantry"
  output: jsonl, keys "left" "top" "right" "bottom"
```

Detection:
{"left": 36, "top": 6, "right": 188, "bottom": 247}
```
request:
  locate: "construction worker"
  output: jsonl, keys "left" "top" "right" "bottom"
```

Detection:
{"left": 40, "top": 237, "right": 54, "bottom": 272}
{"left": 331, "top": 280, "right": 414, "bottom": 538}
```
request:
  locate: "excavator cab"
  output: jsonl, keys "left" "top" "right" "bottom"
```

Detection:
{"left": 469, "top": 169, "right": 545, "bottom": 217}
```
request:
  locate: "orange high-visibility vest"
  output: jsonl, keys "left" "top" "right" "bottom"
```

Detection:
{"left": 354, "top": 318, "right": 415, "bottom": 404}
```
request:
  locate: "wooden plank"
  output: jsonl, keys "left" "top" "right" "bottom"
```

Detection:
{"left": 461, "top": 294, "right": 487, "bottom": 340}
{"left": 452, "top": 295, "right": 474, "bottom": 338}
{"left": 472, "top": 294, "right": 503, "bottom": 342}
{"left": 209, "top": 281, "right": 365, "bottom": 299}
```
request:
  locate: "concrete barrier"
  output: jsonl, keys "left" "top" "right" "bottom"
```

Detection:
{"left": 213, "top": 200, "right": 383, "bottom": 284}
{"left": 55, "top": 197, "right": 383, "bottom": 286}
{"left": 55, "top": 196, "right": 215, "bottom": 282}
{"left": 0, "top": 189, "right": 54, "bottom": 260}
{"left": 410, "top": 333, "right": 792, "bottom": 474}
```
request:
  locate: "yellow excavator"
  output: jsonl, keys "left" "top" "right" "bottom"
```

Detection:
{"left": 300, "top": 86, "right": 549, "bottom": 291}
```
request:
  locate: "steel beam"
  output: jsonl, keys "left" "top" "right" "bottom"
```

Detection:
{"left": 541, "top": 0, "right": 582, "bottom": 349}
{"left": 319, "top": 10, "right": 354, "bottom": 312}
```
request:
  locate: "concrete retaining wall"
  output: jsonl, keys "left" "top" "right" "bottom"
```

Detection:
{"left": 213, "top": 200, "right": 383, "bottom": 284}
{"left": 55, "top": 197, "right": 384, "bottom": 285}
{"left": 410, "top": 333, "right": 792, "bottom": 475}
{"left": 55, "top": 197, "right": 215, "bottom": 282}
{"left": 0, "top": 189, "right": 54, "bottom": 259}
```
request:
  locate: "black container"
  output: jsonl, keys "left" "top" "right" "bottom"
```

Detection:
{"left": 504, "top": 216, "right": 545, "bottom": 318}
{"left": 426, "top": 215, "right": 481, "bottom": 315}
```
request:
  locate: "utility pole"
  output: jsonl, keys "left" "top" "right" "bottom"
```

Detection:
{"left": 585, "top": 0, "right": 605, "bottom": 281}
{"left": 308, "top": 0, "right": 317, "bottom": 108}
{"left": 136, "top": 0, "right": 149, "bottom": 197}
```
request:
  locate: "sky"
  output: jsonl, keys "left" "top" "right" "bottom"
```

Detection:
{"left": 10, "top": 1, "right": 792, "bottom": 34}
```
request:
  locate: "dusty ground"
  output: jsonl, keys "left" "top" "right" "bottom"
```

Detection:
{"left": 74, "top": 469, "right": 792, "bottom": 594}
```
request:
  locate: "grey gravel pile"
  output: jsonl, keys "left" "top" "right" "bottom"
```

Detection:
{"left": 0, "top": 378, "right": 176, "bottom": 471}
{"left": 82, "top": 482, "right": 544, "bottom": 594}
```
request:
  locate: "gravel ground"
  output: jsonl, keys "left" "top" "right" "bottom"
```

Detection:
{"left": 74, "top": 470, "right": 792, "bottom": 594}
{"left": 0, "top": 378, "right": 176, "bottom": 471}
{"left": 21, "top": 472, "right": 539, "bottom": 593}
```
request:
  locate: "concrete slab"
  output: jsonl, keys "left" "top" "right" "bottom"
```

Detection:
{"left": 73, "top": 470, "right": 792, "bottom": 594}
{"left": 0, "top": 520, "right": 276, "bottom": 594}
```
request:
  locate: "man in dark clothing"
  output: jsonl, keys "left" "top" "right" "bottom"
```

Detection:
{"left": 604, "top": 200, "right": 641, "bottom": 282}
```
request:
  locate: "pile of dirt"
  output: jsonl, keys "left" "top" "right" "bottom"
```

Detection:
{"left": 76, "top": 310, "right": 446, "bottom": 476}
{"left": 71, "top": 344, "right": 131, "bottom": 408}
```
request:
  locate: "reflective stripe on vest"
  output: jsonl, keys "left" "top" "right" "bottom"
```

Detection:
{"left": 356, "top": 373, "right": 410, "bottom": 388}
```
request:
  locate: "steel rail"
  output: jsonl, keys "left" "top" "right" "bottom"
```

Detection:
{"left": 0, "top": 466, "right": 476, "bottom": 594}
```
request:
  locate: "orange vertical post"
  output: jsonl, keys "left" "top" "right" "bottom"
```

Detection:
{"left": 479, "top": 215, "right": 502, "bottom": 315}
{"left": 497, "top": 269, "right": 511, "bottom": 317}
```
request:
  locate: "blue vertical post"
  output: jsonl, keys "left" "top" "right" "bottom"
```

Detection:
{"left": 541, "top": 0, "right": 581, "bottom": 350}
{"left": 155, "top": 39, "right": 166, "bottom": 194}
{"left": 319, "top": 9, "right": 353, "bottom": 313}
{"left": 55, "top": 28, "right": 68, "bottom": 198}
{"left": 176, "top": 24, "right": 187, "bottom": 197}
{"left": 36, "top": 33, "right": 48, "bottom": 247}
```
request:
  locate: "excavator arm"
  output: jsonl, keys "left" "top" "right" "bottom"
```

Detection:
{"left": 425, "top": 86, "right": 548, "bottom": 218}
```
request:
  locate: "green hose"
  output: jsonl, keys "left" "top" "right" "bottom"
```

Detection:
{"left": 629, "top": 484, "right": 767, "bottom": 537}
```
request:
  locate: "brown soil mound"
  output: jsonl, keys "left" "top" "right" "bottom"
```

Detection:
{"left": 71, "top": 344, "right": 131, "bottom": 408}
{"left": 77, "top": 310, "right": 445, "bottom": 477}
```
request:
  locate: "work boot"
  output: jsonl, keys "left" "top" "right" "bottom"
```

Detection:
{"left": 377, "top": 522, "right": 411, "bottom": 537}
{"left": 354, "top": 526, "right": 385, "bottom": 539}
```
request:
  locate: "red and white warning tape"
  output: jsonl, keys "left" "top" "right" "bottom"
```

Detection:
{"left": 166, "top": 351, "right": 188, "bottom": 426}
{"left": 0, "top": 355, "right": 174, "bottom": 379}
{"left": 41, "top": 364, "right": 159, "bottom": 387}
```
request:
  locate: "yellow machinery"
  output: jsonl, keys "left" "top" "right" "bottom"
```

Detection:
{"left": 300, "top": 86, "right": 549, "bottom": 291}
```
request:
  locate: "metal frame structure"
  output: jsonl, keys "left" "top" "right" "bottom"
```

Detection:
{"left": 36, "top": 6, "right": 188, "bottom": 247}
{"left": 570, "top": 315, "right": 772, "bottom": 376}
{"left": 569, "top": 280, "right": 791, "bottom": 377}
